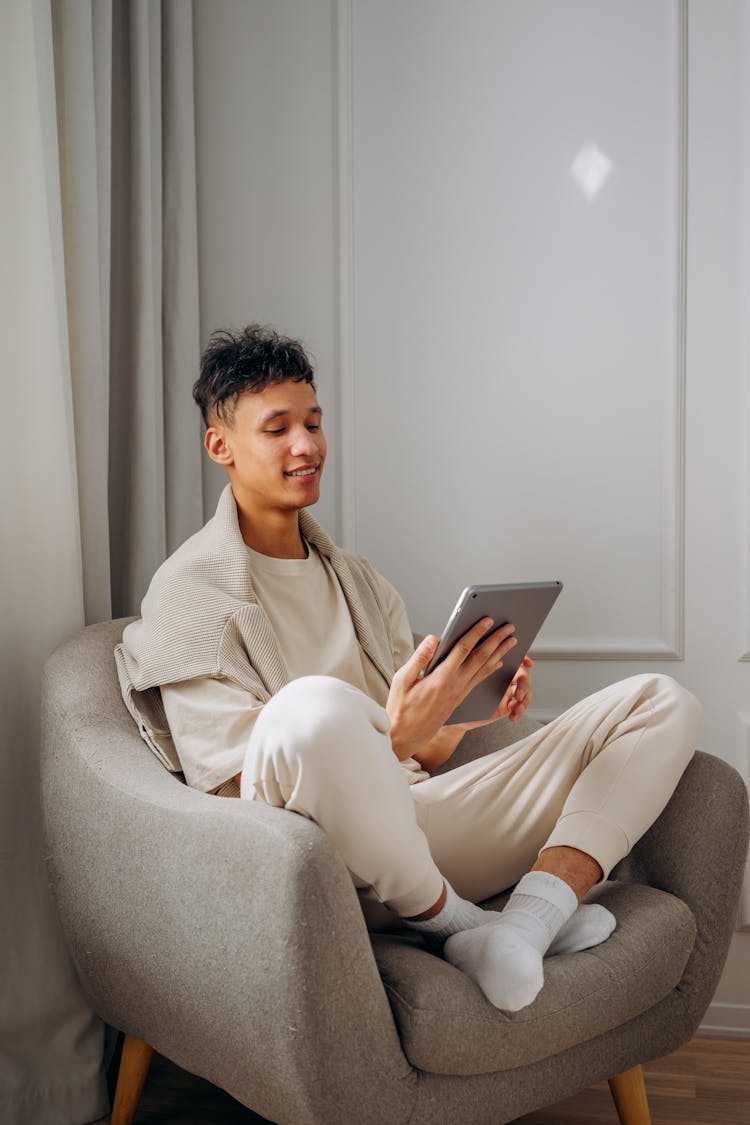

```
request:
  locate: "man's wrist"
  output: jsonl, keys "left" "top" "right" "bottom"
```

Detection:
{"left": 413, "top": 726, "right": 465, "bottom": 771}
{"left": 390, "top": 731, "right": 428, "bottom": 762}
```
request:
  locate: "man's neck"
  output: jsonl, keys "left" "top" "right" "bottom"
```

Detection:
{"left": 236, "top": 503, "right": 307, "bottom": 560}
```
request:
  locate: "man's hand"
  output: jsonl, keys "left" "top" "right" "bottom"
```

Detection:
{"left": 451, "top": 656, "right": 534, "bottom": 732}
{"left": 411, "top": 657, "right": 535, "bottom": 771}
{"left": 503, "top": 656, "right": 534, "bottom": 722}
{"left": 386, "top": 617, "right": 517, "bottom": 761}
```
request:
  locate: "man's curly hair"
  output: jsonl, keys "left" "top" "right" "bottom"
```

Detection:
{"left": 193, "top": 324, "right": 316, "bottom": 427}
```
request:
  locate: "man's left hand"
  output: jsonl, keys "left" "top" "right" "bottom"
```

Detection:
{"left": 452, "top": 656, "right": 534, "bottom": 732}
{"left": 502, "top": 656, "right": 534, "bottom": 722}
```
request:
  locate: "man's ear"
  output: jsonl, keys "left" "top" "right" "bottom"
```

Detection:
{"left": 204, "top": 426, "right": 234, "bottom": 466}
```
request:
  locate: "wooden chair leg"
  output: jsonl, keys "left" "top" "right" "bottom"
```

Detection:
{"left": 608, "top": 1064, "right": 652, "bottom": 1125}
{"left": 110, "top": 1034, "right": 154, "bottom": 1125}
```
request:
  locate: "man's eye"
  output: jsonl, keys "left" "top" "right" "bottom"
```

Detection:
{"left": 266, "top": 428, "right": 285, "bottom": 435}
{"left": 306, "top": 424, "right": 320, "bottom": 432}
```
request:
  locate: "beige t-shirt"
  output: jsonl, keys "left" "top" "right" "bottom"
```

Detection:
{"left": 160, "top": 543, "right": 421, "bottom": 793}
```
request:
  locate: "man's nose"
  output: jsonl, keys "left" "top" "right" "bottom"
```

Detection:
{"left": 290, "top": 427, "right": 318, "bottom": 456}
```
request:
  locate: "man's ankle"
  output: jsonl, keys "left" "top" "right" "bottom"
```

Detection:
{"left": 532, "top": 846, "right": 602, "bottom": 901}
{"left": 406, "top": 882, "right": 446, "bottom": 921}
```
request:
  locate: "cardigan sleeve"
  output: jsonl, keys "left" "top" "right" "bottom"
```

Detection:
{"left": 160, "top": 676, "right": 263, "bottom": 793}
{"left": 373, "top": 572, "right": 416, "bottom": 671}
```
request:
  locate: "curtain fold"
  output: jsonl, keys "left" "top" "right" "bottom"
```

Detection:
{"left": 52, "top": 0, "right": 114, "bottom": 624}
{"left": 162, "top": 0, "right": 204, "bottom": 556}
{"left": 1, "top": 1, "right": 202, "bottom": 1120}
{"left": 109, "top": 0, "right": 167, "bottom": 617}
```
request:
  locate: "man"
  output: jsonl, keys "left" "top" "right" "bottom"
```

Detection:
{"left": 116, "top": 324, "right": 700, "bottom": 1012}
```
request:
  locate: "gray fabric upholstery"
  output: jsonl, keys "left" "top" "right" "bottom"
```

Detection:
{"left": 41, "top": 620, "right": 749, "bottom": 1125}
{"left": 372, "top": 881, "right": 695, "bottom": 1075}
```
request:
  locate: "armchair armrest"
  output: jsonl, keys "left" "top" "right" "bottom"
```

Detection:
{"left": 611, "top": 750, "right": 749, "bottom": 1027}
{"left": 41, "top": 626, "right": 418, "bottom": 1125}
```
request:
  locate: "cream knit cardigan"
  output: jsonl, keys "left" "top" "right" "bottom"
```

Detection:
{"left": 115, "top": 484, "right": 397, "bottom": 774}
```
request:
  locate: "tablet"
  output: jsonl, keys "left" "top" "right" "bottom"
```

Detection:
{"left": 423, "top": 581, "right": 563, "bottom": 723}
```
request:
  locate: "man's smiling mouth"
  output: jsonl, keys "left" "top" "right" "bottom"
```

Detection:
{"left": 285, "top": 466, "right": 319, "bottom": 478}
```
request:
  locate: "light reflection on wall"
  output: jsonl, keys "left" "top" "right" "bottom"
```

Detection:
{"left": 570, "top": 143, "right": 615, "bottom": 201}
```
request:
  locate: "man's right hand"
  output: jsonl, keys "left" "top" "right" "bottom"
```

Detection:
{"left": 385, "top": 617, "right": 517, "bottom": 761}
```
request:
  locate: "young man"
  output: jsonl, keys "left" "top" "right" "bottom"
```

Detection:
{"left": 116, "top": 324, "right": 701, "bottom": 1013}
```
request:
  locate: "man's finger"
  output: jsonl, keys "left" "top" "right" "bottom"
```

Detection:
{"left": 405, "top": 635, "right": 439, "bottom": 683}
{"left": 458, "top": 620, "right": 516, "bottom": 670}
{"left": 446, "top": 617, "right": 495, "bottom": 664}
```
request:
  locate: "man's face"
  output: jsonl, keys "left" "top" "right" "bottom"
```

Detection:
{"left": 206, "top": 379, "right": 327, "bottom": 515}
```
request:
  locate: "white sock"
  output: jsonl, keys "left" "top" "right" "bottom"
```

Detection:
{"left": 547, "top": 903, "right": 616, "bottom": 956}
{"left": 404, "top": 878, "right": 615, "bottom": 975}
{"left": 403, "top": 880, "right": 489, "bottom": 940}
{"left": 443, "top": 871, "right": 578, "bottom": 1011}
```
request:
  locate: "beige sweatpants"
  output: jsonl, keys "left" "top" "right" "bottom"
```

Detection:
{"left": 240, "top": 673, "right": 700, "bottom": 921}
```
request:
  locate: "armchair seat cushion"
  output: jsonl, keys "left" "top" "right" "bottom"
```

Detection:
{"left": 371, "top": 880, "right": 695, "bottom": 1076}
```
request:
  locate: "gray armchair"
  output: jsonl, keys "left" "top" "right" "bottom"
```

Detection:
{"left": 41, "top": 620, "right": 749, "bottom": 1125}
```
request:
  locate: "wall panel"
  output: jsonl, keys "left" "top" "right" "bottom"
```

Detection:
{"left": 344, "top": 0, "right": 686, "bottom": 654}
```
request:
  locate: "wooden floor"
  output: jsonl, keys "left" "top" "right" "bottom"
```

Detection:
{"left": 110, "top": 1035, "right": 750, "bottom": 1124}
{"left": 514, "top": 1037, "right": 750, "bottom": 1124}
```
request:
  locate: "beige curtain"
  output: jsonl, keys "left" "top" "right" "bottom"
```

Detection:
{"left": 0, "top": 2, "right": 202, "bottom": 1121}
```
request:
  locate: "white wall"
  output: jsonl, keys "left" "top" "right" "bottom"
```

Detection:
{"left": 193, "top": 0, "right": 340, "bottom": 533}
{"left": 194, "top": 0, "right": 750, "bottom": 1032}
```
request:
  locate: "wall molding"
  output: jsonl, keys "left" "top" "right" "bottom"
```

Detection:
{"left": 737, "top": 714, "right": 750, "bottom": 931}
{"left": 670, "top": 0, "right": 689, "bottom": 662}
{"left": 740, "top": 0, "right": 750, "bottom": 663}
{"left": 537, "top": 2, "right": 688, "bottom": 662}
{"left": 334, "top": 0, "right": 356, "bottom": 551}
{"left": 700, "top": 1002, "right": 750, "bottom": 1038}
{"left": 532, "top": 638, "right": 683, "bottom": 662}
{"left": 337, "top": 0, "right": 688, "bottom": 659}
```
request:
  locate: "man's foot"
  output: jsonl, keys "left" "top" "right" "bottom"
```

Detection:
{"left": 444, "top": 918, "right": 546, "bottom": 1011}
{"left": 443, "top": 871, "right": 577, "bottom": 1010}
{"left": 547, "top": 903, "right": 616, "bottom": 956}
